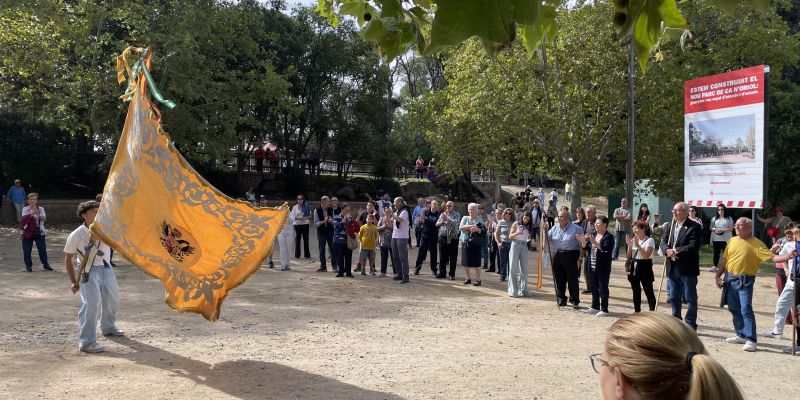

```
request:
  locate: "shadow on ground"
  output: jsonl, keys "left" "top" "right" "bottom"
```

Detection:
{"left": 105, "top": 336, "right": 403, "bottom": 400}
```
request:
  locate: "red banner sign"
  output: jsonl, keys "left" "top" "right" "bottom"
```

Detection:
{"left": 684, "top": 66, "right": 765, "bottom": 114}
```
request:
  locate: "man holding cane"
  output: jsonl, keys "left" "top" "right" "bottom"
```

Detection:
{"left": 63, "top": 201, "right": 124, "bottom": 353}
{"left": 714, "top": 217, "right": 796, "bottom": 352}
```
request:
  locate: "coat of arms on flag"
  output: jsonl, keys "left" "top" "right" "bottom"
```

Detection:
{"left": 91, "top": 47, "right": 287, "bottom": 321}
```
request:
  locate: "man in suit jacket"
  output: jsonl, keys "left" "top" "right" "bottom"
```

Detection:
{"left": 659, "top": 202, "right": 702, "bottom": 330}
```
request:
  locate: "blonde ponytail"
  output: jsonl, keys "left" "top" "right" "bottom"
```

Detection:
{"left": 605, "top": 313, "right": 743, "bottom": 400}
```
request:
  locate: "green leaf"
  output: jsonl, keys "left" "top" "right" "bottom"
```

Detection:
{"left": 520, "top": 5, "right": 556, "bottom": 57}
{"left": 632, "top": 0, "right": 687, "bottom": 72}
{"left": 619, "top": 0, "right": 646, "bottom": 37}
{"left": 339, "top": 1, "right": 378, "bottom": 25}
{"left": 379, "top": 0, "right": 403, "bottom": 19}
{"left": 511, "top": 0, "right": 539, "bottom": 25}
{"left": 426, "top": 0, "right": 515, "bottom": 55}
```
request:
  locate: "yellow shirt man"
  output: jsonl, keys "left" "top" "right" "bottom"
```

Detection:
{"left": 722, "top": 236, "right": 774, "bottom": 276}
{"left": 359, "top": 224, "right": 378, "bottom": 251}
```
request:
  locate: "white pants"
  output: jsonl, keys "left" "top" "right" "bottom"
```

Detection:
{"left": 773, "top": 279, "right": 796, "bottom": 333}
{"left": 277, "top": 233, "right": 293, "bottom": 268}
{"left": 508, "top": 241, "right": 530, "bottom": 296}
{"left": 78, "top": 266, "right": 120, "bottom": 350}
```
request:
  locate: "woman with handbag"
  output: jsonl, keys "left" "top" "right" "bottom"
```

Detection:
{"left": 20, "top": 193, "right": 52, "bottom": 272}
{"left": 624, "top": 221, "right": 656, "bottom": 312}
{"left": 494, "top": 208, "right": 514, "bottom": 282}
{"left": 578, "top": 216, "right": 614, "bottom": 316}
{"left": 459, "top": 203, "right": 485, "bottom": 286}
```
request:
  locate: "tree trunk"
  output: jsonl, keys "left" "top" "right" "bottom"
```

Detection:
{"left": 570, "top": 174, "right": 582, "bottom": 213}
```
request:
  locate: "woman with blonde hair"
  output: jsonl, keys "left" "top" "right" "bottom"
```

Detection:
{"left": 591, "top": 312, "right": 743, "bottom": 400}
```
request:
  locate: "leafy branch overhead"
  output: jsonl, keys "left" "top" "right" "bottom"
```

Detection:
{"left": 316, "top": 0, "right": 771, "bottom": 71}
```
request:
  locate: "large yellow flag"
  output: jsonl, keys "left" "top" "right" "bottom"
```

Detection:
{"left": 92, "top": 47, "right": 287, "bottom": 321}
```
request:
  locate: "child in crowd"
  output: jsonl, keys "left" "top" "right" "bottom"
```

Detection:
{"left": 359, "top": 214, "right": 379, "bottom": 275}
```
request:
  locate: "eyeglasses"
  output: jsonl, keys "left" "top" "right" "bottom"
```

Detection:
{"left": 589, "top": 354, "right": 609, "bottom": 374}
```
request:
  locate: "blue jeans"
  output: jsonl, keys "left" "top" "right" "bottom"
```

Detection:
{"left": 726, "top": 274, "right": 757, "bottom": 342}
{"left": 668, "top": 267, "right": 698, "bottom": 330}
{"left": 22, "top": 234, "right": 49, "bottom": 270}
{"left": 78, "top": 265, "right": 120, "bottom": 350}
{"left": 498, "top": 242, "right": 510, "bottom": 278}
{"left": 612, "top": 231, "right": 627, "bottom": 259}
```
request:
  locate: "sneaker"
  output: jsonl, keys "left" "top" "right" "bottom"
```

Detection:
{"left": 585, "top": 308, "right": 600, "bottom": 314}
{"left": 742, "top": 341, "right": 757, "bottom": 352}
{"left": 25, "top": 268, "right": 32, "bottom": 273}
{"left": 354, "top": 265, "right": 362, "bottom": 272}
{"left": 473, "top": 280, "right": 481, "bottom": 286}
{"left": 436, "top": 274, "right": 446, "bottom": 279}
{"left": 448, "top": 276, "right": 455, "bottom": 280}
{"left": 500, "top": 276, "right": 506, "bottom": 282}
{"left": 316, "top": 267, "right": 326, "bottom": 272}
{"left": 393, "top": 275, "right": 403, "bottom": 281}
{"left": 269, "top": 262, "right": 275, "bottom": 269}
{"left": 761, "top": 330, "right": 783, "bottom": 339}
{"left": 414, "top": 268, "right": 420, "bottom": 275}
{"left": 708, "top": 266, "right": 718, "bottom": 272}
{"left": 80, "top": 343, "right": 105, "bottom": 353}
{"left": 783, "top": 346, "right": 796, "bottom": 354}
{"left": 43, "top": 266, "right": 53, "bottom": 271}
{"left": 336, "top": 273, "right": 344, "bottom": 277}
{"left": 345, "top": 273, "right": 354, "bottom": 278}
{"left": 581, "top": 289, "right": 592, "bottom": 294}
{"left": 371, "top": 270, "right": 376, "bottom": 276}
{"left": 286, "top": 266, "right": 291, "bottom": 271}
{"left": 401, "top": 279, "right": 409, "bottom": 284}
{"left": 463, "top": 279, "right": 472, "bottom": 285}
{"left": 726, "top": 336, "right": 746, "bottom": 344}
{"left": 103, "top": 329, "right": 125, "bottom": 337}
{"left": 597, "top": 311, "right": 610, "bottom": 317}
{"left": 571, "top": 303, "right": 580, "bottom": 310}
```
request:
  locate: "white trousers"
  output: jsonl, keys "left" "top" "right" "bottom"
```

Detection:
{"left": 773, "top": 279, "right": 796, "bottom": 333}
{"left": 277, "top": 232, "right": 293, "bottom": 267}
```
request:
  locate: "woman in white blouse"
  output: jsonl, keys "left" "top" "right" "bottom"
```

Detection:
{"left": 624, "top": 220, "right": 656, "bottom": 312}
{"left": 292, "top": 194, "right": 312, "bottom": 259}
{"left": 708, "top": 204, "right": 733, "bottom": 272}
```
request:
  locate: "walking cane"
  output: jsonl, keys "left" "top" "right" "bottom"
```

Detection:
{"left": 655, "top": 221, "right": 676, "bottom": 312}
{"left": 537, "top": 220, "right": 543, "bottom": 290}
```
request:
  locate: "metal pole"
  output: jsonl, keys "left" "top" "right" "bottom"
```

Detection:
{"left": 626, "top": 36, "right": 636, "bottom": 204}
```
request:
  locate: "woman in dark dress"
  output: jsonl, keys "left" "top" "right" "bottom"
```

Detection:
{"left": 578, "top": 216, "right": 614, "bottom": 316}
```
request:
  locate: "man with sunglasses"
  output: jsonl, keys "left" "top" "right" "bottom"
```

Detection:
{"left": 714, "top": 218, "right": 796, "bottom": 352}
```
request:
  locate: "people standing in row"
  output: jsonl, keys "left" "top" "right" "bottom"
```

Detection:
{"left": 714, "top": 217, "right": 795, "bottom": 352}
{"left": 507, "top": 212, "right": 532, "bottom": 297}
{"left": 414, "top": 200, "right": 440, "bottom": 276}
{"left": 547, "top": 209, "right": 585, "bottom": 308}
{"left": 612, "top": 197, "right": 632, "bottom": 260}
{"left": 709, "top": 204, "right": 734, "bottom": 273}
{"left": 391, "top": 197, "right": 411, "bottom": 283}
{"left": 659, "top": 202, "right": 702, "bottom": 331}
{"left": 579, "top": 216, "right": 613, "bottom": 316}
{"left": 314, "top": 196, "right": 335, "bottom": 272}
{"left": 625, "top": 221, "right": 656, "bottom": 312}
{"left": 20, "top": 192, "right": 52, "bottom": 272}
{"left": 436, "top": 201, "right": 460, "bottom": 280}
{"left": 459, "top": 203, "right": 484, "bottom": 286}
{"left": 292, "top": 194, "right": 311, "bottom": 259}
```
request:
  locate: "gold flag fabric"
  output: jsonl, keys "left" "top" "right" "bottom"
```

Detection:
{"left": 92, "top": 48, "right": 287, "bottom": 321}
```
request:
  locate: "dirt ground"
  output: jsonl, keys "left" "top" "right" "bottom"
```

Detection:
{"left": 0, "top": 221, "right": 796, "bottom": 400}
